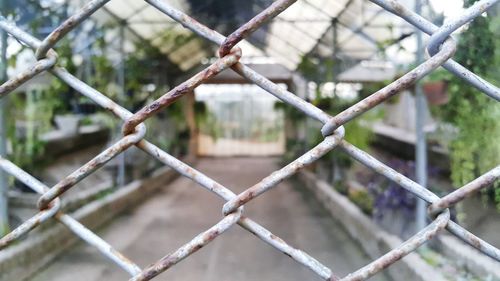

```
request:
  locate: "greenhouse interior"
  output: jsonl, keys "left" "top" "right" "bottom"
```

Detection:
{"left": 0, "top": 0, "right": 499, "bottom": 280}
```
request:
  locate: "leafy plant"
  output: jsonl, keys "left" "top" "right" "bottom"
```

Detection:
{"left": 348, "top": 188, "right": 374, "bottom": 215}
{"left": 310, "top": 95, "right": 377, "bottom": 171}
{"left": 297, "top": 55, "right": 335, "bottom": 84}
{"left": 194, "top": 101, "right": 220, "bottom": 140}
{"left": 366, "top": 159, "right": 423, "bottom": 219}
{"left": 2, "top": 3, "right": 80, "bottom": 179}
{"left": 434, "top": 0, "right": 500, "bottom": 207}
{"left": 285, "top": 53, "right": 383, "bottom": 181}
{"left": 6, "top": 89, "right": 56, "bottom": 174}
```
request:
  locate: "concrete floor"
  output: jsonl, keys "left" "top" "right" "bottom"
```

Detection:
{"left": 28, "top": 157, "right": 390, "bottom": 281}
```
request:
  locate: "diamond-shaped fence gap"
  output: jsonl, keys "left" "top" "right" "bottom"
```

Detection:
{"left": 0, "top": 157, "right": 142, "bottom": 276}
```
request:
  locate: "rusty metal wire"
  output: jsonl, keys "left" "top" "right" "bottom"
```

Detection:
{"left": 0, "top": 0, "right": 499, "bottom": 280}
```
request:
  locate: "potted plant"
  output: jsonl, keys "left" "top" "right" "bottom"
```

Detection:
{"left": 422, "top": 69, "right": 450, "bottom": 106}
{"left": 6, "top": 87, "right": 55, "bottom": 189}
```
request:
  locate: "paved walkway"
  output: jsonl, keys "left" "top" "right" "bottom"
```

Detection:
{"left": 29, "top": 158, "right": 390, "bottom": 281}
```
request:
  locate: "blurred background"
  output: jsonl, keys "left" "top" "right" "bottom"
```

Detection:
{"left": 0, "top": 0, "right": 499, "bottom": 280}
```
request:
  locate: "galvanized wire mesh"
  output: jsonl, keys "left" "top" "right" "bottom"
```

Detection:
{"left": 0, "top": 0, "right": 499, "bottom": 280}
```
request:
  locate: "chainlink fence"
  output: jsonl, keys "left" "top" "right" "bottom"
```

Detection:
{"left": 0, "top": 0, "right": 499, "bottom": 280}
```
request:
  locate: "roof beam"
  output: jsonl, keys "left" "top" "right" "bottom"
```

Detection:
{"left": 301, "top": 0, "right": 356, "bottom": 58}
{"left": 338, "top": 9, "right": 386, "bottom": 46}
{"left": 123, "top": 3, "right": 151, "bottom": 21}
{"left": 337, "top": 18, "right": 378, "bottom": 45}
{"left": 302, "top": 0, "right": 390, "bottom": 61}
{"left": 101, "top": 6, "right": 146, "bottom": 42}
{"left": 254, "top": 2, "right": 328, "bottom": 43}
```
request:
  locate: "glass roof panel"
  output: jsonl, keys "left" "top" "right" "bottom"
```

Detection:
{"left": 306, "top": 0, "right": 350, "bottom": 18}
{"left": 341, "top": 36, "right": 378, "bottom": 57}
{"left": 177, "top": 49, "right": 207, "bottom": 70}
{"left": 128, "top": 23, "right": 158, "bottom": 39}
{"left": 169, "top": 38, "right": 202, "bottom": 59}
{"left": 278, "top": 0, "right": 331, "bottom": 21}
{"left": 237, "top": 40, "right": 265, "bottom": 58}
{"left": 121, "top": 0, "right": 147, "bottom": 18}
{"left": 266, "top": 44, "right": 300, "bottom": 69}
{"left": 88, "top": 0, "right": 419, "bottom": 70}
{"left": 102, "top": 1, "right": 135, "bottom": 19}
{"left": 131, "top": 5, "right": 177, "bottom": 23}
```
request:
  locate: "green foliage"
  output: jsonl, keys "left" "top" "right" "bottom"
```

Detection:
{"left": 274, "top": 101, "right": 306, "bottom": 122}
{"left": 194, "top": 101, "right": 220, "bottom": 140}
{"left": 125, "top": 42, "right": 168, "bottom": 94}
{"left": 311, "top": 96, "right": 375, "bottom": 152}
{"left": 419, "top": 248, "right": 442, "bottom": 267}
{"left": 0, "top": 222, "right": 9, "bottom": 237}
{"left": 333, "top": 181, "right": 348, "bottom": 195}
{"left": 297, "top": 55, "right": 335, "bottom": 83}
{"left": 45, "top": 38, "right": 78, "bottom": 114}
{"left": 90, "top": 53, "right": 115, "bottom": 96}
{"left": 348, "top": 188, "right": 374, "bottom": 215}
{"left": 423, "top": 68, "right": 452, "bottom": 83}
{"left": 435, "top": 1, "right": 500, "bottom": 205}
{"left": 6, "top": 90, "right": 55, "bottom": 173}
{"left": 286, "top": 52, "right": 380, "bottom": 172}
{"left": 3, "top": 6, "right": 80, "bottom": 175}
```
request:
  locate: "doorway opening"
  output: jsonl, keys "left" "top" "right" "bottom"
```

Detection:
{"left": 195, "top": 84, "right": 285, "bottom": 157}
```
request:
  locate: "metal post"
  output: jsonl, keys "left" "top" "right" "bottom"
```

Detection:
{"left": 331, "top": 18, "right": 339, "bottom": 182}
{"left": 0, "top": 0, "right": 9, "bottom": 235}
{"left": 116, "top": 22, "right": 126, "bottom": 187}
{"left": 414, "top": 0, "right": 427, "bottom": 232}
{"left": 331, "top": 18, "right": 338, "bottom": 97}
